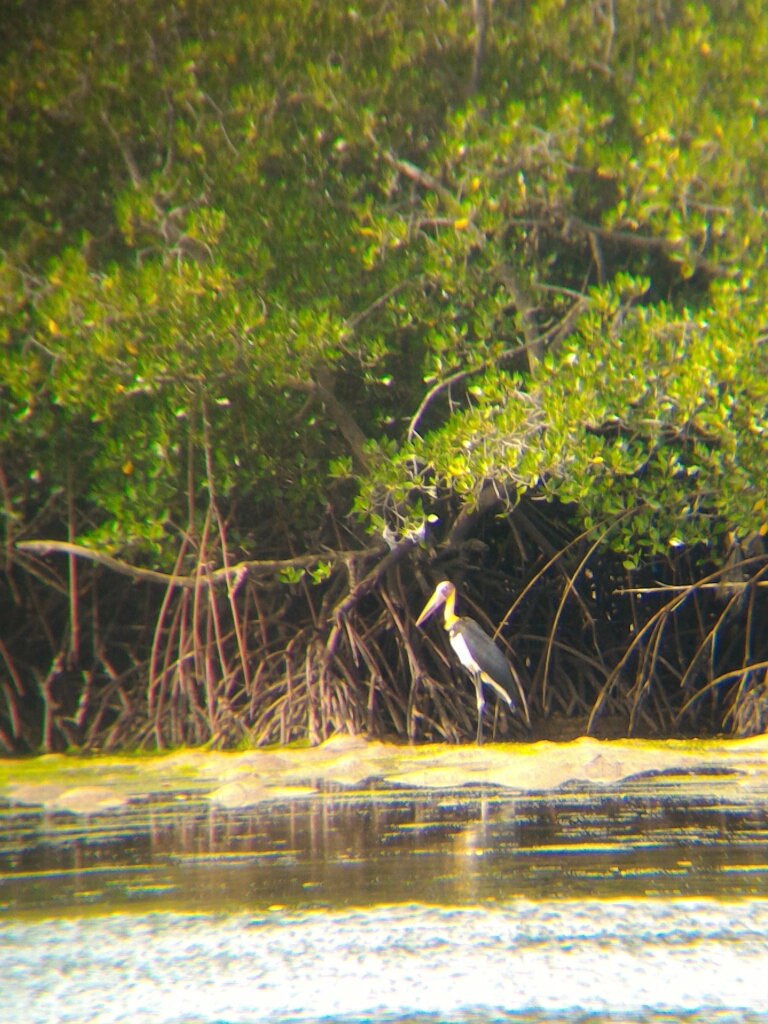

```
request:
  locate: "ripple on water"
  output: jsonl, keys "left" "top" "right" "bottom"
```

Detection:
{"left": 2, "top": 899, "right": 768, "bottom": 1024}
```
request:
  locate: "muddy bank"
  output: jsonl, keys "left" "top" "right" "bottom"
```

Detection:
{"left": 0, "top": 734, "right": 766, "bottom": 814}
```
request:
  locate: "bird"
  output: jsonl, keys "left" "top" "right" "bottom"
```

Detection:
{"left": 415, "top": 579, "right": 520, "bottom": 744}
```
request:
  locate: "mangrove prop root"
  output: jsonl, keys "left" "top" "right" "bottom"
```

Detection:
{"left": 5, "top": 511, "right": 768, "bottom": 749}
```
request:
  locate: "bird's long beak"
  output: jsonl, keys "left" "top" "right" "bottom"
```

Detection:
{"left": 415, "top": 588, "right": 446, "bottom": 626}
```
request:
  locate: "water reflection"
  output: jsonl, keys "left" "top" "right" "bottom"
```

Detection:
{"left": 1, "top": 778, "right": 767, "bottom": 915}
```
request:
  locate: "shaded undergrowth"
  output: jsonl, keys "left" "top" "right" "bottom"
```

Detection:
{"left": 2, "top": 489, "right": 768, "bottom": 753}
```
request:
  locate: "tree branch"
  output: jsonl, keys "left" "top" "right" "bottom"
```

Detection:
{"left": 406, "top": 312, "right": 581, "bottom": 444}
{"left": 321, "top": 536, "right": 417, "bottom": 677}
{"left": 507, "top": 214, "right": 725, "bottom": 277}
{"left": 407, "top": 367, "right": 476, "bottom": 442}
{"left": 15, "top": 540, "right": 386, "bottom": 590}
{"left": 101, "top": 110, "right": 142, "bottom": 190}
{"left": 365, "top": 128, "right": 454, "bottom": 203}
{"left": 346, "top": 280, "right": 410, "bottom": 331}
{"left": 494, "top": 263, "right": 542, "bottom": 369}
{"left": 313, "top": 368, "right": 372, "bottom": 471}
{"left": 470, "top": 0, "right": 487, "bottom": 94}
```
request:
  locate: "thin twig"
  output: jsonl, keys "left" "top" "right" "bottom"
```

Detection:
{"left": 203, "top": 405, "right": 250, "bottom": 695}
{"left": 677, "top": 661, "right": 768, "bottom": 722}
{"left": 0, "top": 636, "right": 24, "bottom": 696}
{"left": 470, "top": 0, "right": 487, "bottom": 93}
{"left": 406, "top": 327, "right": 571, "bottom": 443}
{"left": 407, "top": 368, "right": 476, "bottom": 441}
{"left": 66, "top": 463, "right": 79, "bottom": 667}
{"left": 148, "top": 532, "right": 190, "bottom": 713}
{"left": 618, "top": 581, "right": 768, "bottom": 593}
{"left": 346, "top": 280, "right": 410, "bottom": 331}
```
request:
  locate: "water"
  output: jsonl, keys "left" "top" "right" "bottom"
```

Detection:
{"left": 4, "top": 901, "right": 768, "bottom": 1023}
{"left": 1, "top": 778, "right": 768, "bottom": 1023}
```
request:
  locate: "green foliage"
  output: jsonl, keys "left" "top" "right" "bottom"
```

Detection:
{"left": 365, "top": 273, "right": 768, "bottom": 552}
{"left": 278, "top": 565, "right": 305, "bottom": 585}
{"left": 2, "top": 0, "right": 453, "bottom": 554}
{"left": 351, "top": 0, "right": 768, "bottom": 554}
{"left": 1, "top": 0, "right": 768, "bottom": 563}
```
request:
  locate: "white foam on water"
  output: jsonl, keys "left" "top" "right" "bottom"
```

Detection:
{"left": 2, "top": 899, "right": 768, "bottom": 1023}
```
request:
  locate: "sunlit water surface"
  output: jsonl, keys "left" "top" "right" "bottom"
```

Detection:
{"left": 1, "top": 777, "right": 767, "bottom": 1023}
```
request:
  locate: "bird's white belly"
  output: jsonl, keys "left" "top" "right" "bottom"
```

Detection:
{"left": 450, "top": 633, "right": 481, "bottom": 674}
{"left": 449, "top": 628, "right": 513, "bottom": 706}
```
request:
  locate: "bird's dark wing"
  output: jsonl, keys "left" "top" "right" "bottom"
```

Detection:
{"left": 452, "top": 618, "right": 515, "bottom": 706}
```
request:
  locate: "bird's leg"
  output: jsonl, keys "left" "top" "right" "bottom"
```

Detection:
{"left": 474, "top": 675, "right": 484, "bottom": 745}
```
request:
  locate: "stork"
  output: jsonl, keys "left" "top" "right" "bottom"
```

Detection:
{"left": 415, "top": 580, "right": 521, "bottom": 744}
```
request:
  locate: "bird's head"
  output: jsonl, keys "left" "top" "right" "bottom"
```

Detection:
{"left": 415, "top": 580, "right": 456, "bottom": 626}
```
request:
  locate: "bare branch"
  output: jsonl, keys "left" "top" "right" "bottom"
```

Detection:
{"left": 507, "top": 214, "right": 725, "bottom": 276}
{"left": 406, "top": 316, "right": 579, "bottom": 444}
{"left": 407, "top": 368, "right": 476, "bottom": 442}
{"left": 346, "top": 280, "right": 410, "bottom": 331}
{"left": 321, "top": 536, "right": 417, "bottom": 679}
{"left": 494, "top": 264, "right": 542, "bottom": 369}
{"left": 470, "top": 0, "right": 487, "bottom": 94}
{"left": 365, "top": 128, "right": 454, "bottom": 203}
{"left": 101, "top": 110, "right": 142, "bottom": 190}
{"left": 201, "top": 91, "right": 239, "bottom": 155}
{"left": 283, "top": 369, "right": 371, "bottom": 470}
{"left": 313, "top": 366, "right": 371, "bottom": 472}
{"left": 15, "top": 540, "right": 386, "bottom": 589}
{"left": 588, "top": 230, "right": 606, "bottom": 285}
{"left": 382, "top": 152, "right": 449, "bottom": 198}
{"left": 617, "top": 581, "right": 768, "bottom": 594}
